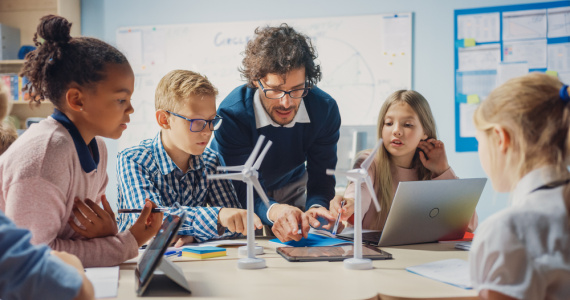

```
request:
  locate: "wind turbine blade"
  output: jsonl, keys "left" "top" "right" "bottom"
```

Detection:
{"left": 364, "top": 176, "right": 380, "bottom": 212}
{"left": 207, "top": 173, "right": 244, "bottom": 182}
{"left": 251, "top": 178, "right": 271, "bottom": 207}
{"left": 244, "top": 135, "right": 265, "bottom": 169}
{"left": 326, "top": 169, "right": 351, "bottom": 177}
{"left": 253, "top": 140, "right": 272, "bottom": 170}
{"left": 361, "top": 138, "right": 383, "bottom": 171}
{"left": 217, "top": 166, "right": 244, "bottom": 172}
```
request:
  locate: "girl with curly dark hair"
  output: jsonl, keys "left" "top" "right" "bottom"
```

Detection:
{"left": 0, "top": 15, "right": 162, "bottom": 267}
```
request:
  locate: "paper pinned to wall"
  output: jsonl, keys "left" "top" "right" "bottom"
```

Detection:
{"left": 382, "top": 14, "right": 412, "bottom": 55}
{"left": 502, "top": 39, "right": 547, "bottom": 69}
{"left": 496, "top": 62, "right": 529, "bottom": 86}
{"left": 460, "top": 103, "right": 478, "bottom": 138}
{"left": 548, "top": 43, "right": 570, "bottom": 71}
{"left": 116, "top": 29, "right": 143, "bottom": 67}
{"left": 559, "top": 71, "right": 570, "bottom": 83}
{"left": 456, "top": 71, "right": 496, "bottom": 97}
{"left": 548, "top": 7, "right": 570, "bottom": 38}
{"left": 458, "top": 44, "right": 500, "bottom": 71}
{"left": 457, "top": 12, "right": 500, "bottom": 42}
{"left": 502, "top": 9, "right": 547, "bottom": 41}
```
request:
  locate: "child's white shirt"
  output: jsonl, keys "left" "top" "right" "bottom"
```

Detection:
{"left": 470, "top": 166, "right": 570, "bottom": 299}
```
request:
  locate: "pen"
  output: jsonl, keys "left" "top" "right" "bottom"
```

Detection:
{"left": 164, "top": 250, "right": 180, "bottom": 257}
{"left": 331, "top": 200, "right": 346, "bottom": 236}
{"left": 118, "top": 208, "right": 169, "bottom": 213}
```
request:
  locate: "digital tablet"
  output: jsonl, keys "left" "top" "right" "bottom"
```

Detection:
{"left": 136, "top": 211, "right": 187, "bottom": 296}
{"left": 276, "top": 245, "right": 392, "bottom": 262}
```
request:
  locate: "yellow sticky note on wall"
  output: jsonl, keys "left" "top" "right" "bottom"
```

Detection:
{"left": 467, "top": 94, "right": 480, "bottom": 104}
{"left": 545, "top": 70, "right": 558, "bottom": 77}
{"left": 464, "top": 38, "right": 476, "bottom": 47}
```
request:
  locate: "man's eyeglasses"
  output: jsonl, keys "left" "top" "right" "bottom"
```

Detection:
{"left": 166, "top": 111, "right": 223, "bottom": 132}
{"left": 257, "top": 80, "right": 311, "bottom": 100}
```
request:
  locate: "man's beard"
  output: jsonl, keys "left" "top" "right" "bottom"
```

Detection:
{"left": 262, "top": 103, "right": 299, "bottom": 126}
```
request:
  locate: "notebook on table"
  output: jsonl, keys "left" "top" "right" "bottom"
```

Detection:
{"left": 269, "top": 233, "right": 353, "bottom": 247}
{"left": 337, "top": 178, "right": 486, "bottom": 247}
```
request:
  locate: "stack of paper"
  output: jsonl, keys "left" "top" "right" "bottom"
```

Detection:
{"left": 182, "top": 246, "right": 226, "bottom": 259}
{"left": 455, "top": 241, "right": 472, "bottom": 251}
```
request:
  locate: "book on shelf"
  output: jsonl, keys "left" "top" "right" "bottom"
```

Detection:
{"left": 0, "top": 73, "right": 29, "bottom": 102}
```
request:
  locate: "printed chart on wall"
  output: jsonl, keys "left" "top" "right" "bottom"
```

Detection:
{"left": 455, "top": 1, "right": 570, "bottom": 152}
{"left": 115, "top": 14, "right": 412, "bottom": 151}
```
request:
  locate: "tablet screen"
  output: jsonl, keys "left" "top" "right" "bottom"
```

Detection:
{"left": 277, "top": 245, "right": 391, "bottom": 262}
{"left": 137, "top": 212, "right": 185, "bottom": 294}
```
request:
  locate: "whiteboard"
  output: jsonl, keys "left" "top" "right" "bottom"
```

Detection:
{"left": 116, "top": 14, "right": 412, "bottom": 151}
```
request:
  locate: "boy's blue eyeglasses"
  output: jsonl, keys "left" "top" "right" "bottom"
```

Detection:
{"left": 257, "top": 80, "right": 311, "bottom": 99}
{"left": 166, "top": 111, "right": 223, "bottom": 132}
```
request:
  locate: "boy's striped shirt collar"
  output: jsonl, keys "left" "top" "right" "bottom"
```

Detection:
{"left": 152, "top": 132, "right": 203, "bottom": 176}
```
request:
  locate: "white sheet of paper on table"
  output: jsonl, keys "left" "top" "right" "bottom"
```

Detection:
{"left": 85, "top": 266, "right": 120, "bottom": 299}
{"left": 406, "top": 258, "right": 472, "bottom": 289}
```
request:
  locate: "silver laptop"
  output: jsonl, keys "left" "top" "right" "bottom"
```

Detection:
{"left": 337, "top": 178, "right": 486, "bottom": 247}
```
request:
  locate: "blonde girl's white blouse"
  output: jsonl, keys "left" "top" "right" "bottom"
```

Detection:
{"left": 469, "top": 166, "right": 570, "bottom": 300}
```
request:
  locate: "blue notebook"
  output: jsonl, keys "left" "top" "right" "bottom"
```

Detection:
{"left": 270, "top": 233, "right": 353, "bottom": 247}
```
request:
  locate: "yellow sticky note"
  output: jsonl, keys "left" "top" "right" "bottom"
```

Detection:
{"left": 464, "top": 38, "right": 476, "bottom": 47}
{"left": 467, "top": 94, "right": 480, "bottom": 104}
{"left": 546, "top": 70, "right": 558, "bottom": 77}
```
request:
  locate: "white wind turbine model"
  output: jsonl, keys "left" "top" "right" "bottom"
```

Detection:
{"left": 326, "top": 138, "right": 383, "bottom": 270}
{"left": 208, "top": 135, "right": 272, "bottom": 269}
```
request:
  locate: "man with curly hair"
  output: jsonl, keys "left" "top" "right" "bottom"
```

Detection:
{"left": 211, "top": 24, "right": 341, "bottom": 242}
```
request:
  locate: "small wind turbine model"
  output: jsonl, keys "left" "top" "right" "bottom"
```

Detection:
{"left": 326, "top": 138, "right": 383, "bottom": 270}
{"left": 207, "top": 135, "right": 272, "bottom": 269}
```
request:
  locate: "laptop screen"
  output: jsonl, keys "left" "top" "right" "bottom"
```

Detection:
{"left": 136, "top": 212, "right": 186, "bottom": 294}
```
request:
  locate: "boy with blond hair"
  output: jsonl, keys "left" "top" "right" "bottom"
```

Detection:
{"left": 117, "top": 70, "right": 261, "bottom": 245}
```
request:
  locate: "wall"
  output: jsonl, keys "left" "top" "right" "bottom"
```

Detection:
{"left": 81, "top": 0, "right": 554, "bottom": 222}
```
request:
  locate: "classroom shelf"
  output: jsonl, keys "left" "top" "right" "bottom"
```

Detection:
{"left": 0, "top": 59, "right": 24, "bottom": 74}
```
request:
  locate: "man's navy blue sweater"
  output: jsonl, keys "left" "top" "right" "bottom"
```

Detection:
{"left": 211, "top": 84, "right": 341, "bottom": 225}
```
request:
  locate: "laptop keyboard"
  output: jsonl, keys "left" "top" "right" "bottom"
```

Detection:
{"left": 362, "top": 231, "right": 382, "bottom": 244}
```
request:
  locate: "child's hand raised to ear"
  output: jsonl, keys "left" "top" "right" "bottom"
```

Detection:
{"left": 68, "top": 195, "right": 118, "bottom": 238}
{"left": 417, "top": 138, "right": 450, "bottom": 177}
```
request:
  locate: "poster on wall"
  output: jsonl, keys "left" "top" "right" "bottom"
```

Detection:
{"left": 455, "top": 1, "right": 570, "bottom": 152}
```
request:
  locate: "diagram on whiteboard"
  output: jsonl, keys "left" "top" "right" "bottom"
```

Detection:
{"left": 116, "top": 14, "right": 412, "bottom": 151}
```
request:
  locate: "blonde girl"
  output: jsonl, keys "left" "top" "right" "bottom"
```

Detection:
{"left": 470, "top": 72, "right": 570, "bottom": 299}
{"left": 330, "top": 90, "right": 477, "bottom": 231}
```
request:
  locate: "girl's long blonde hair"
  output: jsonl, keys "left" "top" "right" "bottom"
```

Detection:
{"left": 474, "top": 72, "right": 570, "bottom": 215}
{"left": 365, "top": 90, "right": 437, "bottom": 230}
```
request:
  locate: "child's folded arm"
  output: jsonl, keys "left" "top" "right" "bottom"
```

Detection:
{"left": 5, "top": 179, "right": 139, "bottom": 267}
